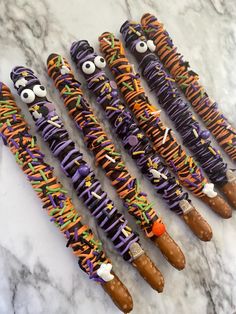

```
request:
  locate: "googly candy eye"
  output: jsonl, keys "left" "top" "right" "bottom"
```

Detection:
{"left": 135, "top": 41, "right": 148, "bottom": 53}
{"left": 82, "top": 61, "right": 96, "bottom": 74}
{"left": 20, "top": 89, "right": 35, "bottom": 104}
{"left": 33, "top": 85, "right": 47, "bottom": 97}
{"left": 94, "top": 55, "right": 106, "bottom": 69}
{"left": 147, "top": 40, "right": 156, "bottom": 52}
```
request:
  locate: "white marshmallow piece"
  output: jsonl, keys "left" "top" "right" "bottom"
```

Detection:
{"left": 150, "top": 169, "right": 161, "bottom": 179}
{"left": 202, "top": 183, "right": 217, "bottom": 198}
{"left": 32, "top": 111, "right": 42, "bottom": 120}
{"left": 15, "top": 77, "right": 27, "bottom": 88}
{"left": 97, "top": 263, "right": 114, "bottom": 282}
{"left": 60, "top": 65, "right": 70, "bottom": 75}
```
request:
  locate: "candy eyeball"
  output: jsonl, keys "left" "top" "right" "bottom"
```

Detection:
{"left": 94, "top": 55, "right": 106, "bottom": 69}
{"left": 20, "top": 89, "right": 35, "bottom": 104}
{"left": 135, "top": 41, "right": 148, "bottom": 53}
{"left": 82, "top": 61, "right": 96, "bottom": 74}
{"left": 33, "top": 85, "right": 47, "bottom": 97}
{"left": 147, "top": 40, "right": 156, "bottom": 52}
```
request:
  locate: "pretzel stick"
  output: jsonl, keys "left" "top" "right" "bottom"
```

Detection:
{"left": 0, "top": 83, "right": 132, "bottom": 313}
{"left": 141, "top": 13, "right": 236, "bottom": 163}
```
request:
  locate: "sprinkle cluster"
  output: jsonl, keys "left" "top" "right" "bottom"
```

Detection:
{"left": 141, "top": 13, "right": 236, "bottom": 161}
{"left": 47, "top": 53, "right": 166, "bottom": 237}
{"left": 120, "top": 21, "right": 229, "bottom": 189}
{"left": 0, "top": 83, "right": 109, "bottom": 281}
{"left": 10, "top": 67, "right": 140, "bottom": 261}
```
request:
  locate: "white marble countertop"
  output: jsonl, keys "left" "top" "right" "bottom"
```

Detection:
{"left": 1, "top": 0, "right": 236, "bottom": 313}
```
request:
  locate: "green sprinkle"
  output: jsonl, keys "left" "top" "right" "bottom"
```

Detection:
{"left": 28, "top": 162, "right": 35, "bottom": 173}
{"left": 109, "top": 151, "right": 121, "bottom": 156}
{"left": 31, "top": 181, "right": 41, "bottom": 185}
{"left": 6, "top": 119, "right": 11, "bottom": 126}
{"left": 90, "top": 115, "right": 98, "bottom": 123}
{"left": 117, "top": 163, "right": 125, "bottom": 168}
{"left": 140, "top": 115, "right": 148, "bottom": 121}
{"left": 46, "top": 186, "right": 61, "bottom": 193}
{"left": 180, "top": 83, "right": 188, "bottom": 89}
{"left": 56, "top": 55, "right": 62, "bottom": 67}
{"left": 142, "top": 212, "right": 149, "bottom": 224}
{"left": 73, "top": 213, "right": 79, "bottom": 222}
{"left": 166, "top": 46, "right": 172, "bottom": 51}
{"left": 34, "top": 188, "right": 42, "bottom": 192}
{"left": 122, "top": 81, "right": 134, "bottom": 91}
{"left": 15, "top": 152, "right": 23, "bottom": 165}
{"left": 39, "top": 169, "right": 48, "bottom": 181}
{"left": 177, "top": 75, "right": 188, "bottom": 80}
{"left": 61, "top": 220, "right": 71, "bottom": 229}
{"left": 76, "top": 95, "right": 81, "bottom": 107}
{"left": 3, "top": 110, "right": 17, "bottom": 116}
{"left": 65, "top": 85, "right": 71, "bottom": 92}
{"left": 136, "top": 220, "right": 141, "bottom": 225}
{"left": 31, "top": 137, "right": 35, "bottom": 148}
{"left": 5, "top": 105, "right": 15, "bottom": 109}
{"left": 59, "top": 204, "right": 67, "bottom": 215}
{"left": 110, "top": 33, "right": 115, "bottom": 48}
{"left": 110, "top": 52, "right": 117, "bottom": 64}
{"left": 0, "top": 100, "right": 10, "bottom": 104}
{"left": 50, "top": 208, "right": 60, "bottom": 216}
{"left": 60, "top": 189, "right": 68, "bottom": 194}
{"left": 97, "top": 136, "right": 104, "bottom": 143}
{"left": 67, "top": 212, "right": 74, "bottom": 219}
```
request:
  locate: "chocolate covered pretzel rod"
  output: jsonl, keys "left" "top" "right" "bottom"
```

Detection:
{"left": 73, "top": 36, "right": 229, "bottom": 219}
{"left": 120, "top": 21, "right": 236, "bottom": 209}
{"left": 66, "top": 45, "right": 212, "bottom": 242}
{"left": 141, "top": 13, "right": 236, "bottom": 162}
{"left": 10, "top": 67, "right": 166, "bottom": 290}
{"left": 0, "top": 83, "right": 133, "bottom": 313}
{"left": 46, "top": 55, "right": 187, "bottom": 269}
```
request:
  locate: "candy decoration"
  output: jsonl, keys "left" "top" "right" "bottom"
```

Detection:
{"left": 11, "top": 66, "right": 165, "bottom": 290}
{"left": 0, "top": 83, "right": 133, "bottom": 313}
{"left": 68, "top": 42, "right": 213, "bottom": 240}
{"left": 47, "top": 53, "right": 187, "bottom": 269}
{"left": 119, "top": 22, "right": 235, "bottom": 211}
{"left": 141, "top": 13, "right": 236, "bottom": 162}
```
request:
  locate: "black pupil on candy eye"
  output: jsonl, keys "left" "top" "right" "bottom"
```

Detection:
{"left": 40, "top": 86, "right": 45, "bottom": 91}
{"left": 86, "top": 64, "right": 90, "bottom": 68}
{"left": 140, "top": 43, "right": 145, "bottom": 47}
{"left": 100, "top": 58, "right": 104, "bottom": 62}
{"left": 23, "top": 92, "right": 28, "bottom": 98}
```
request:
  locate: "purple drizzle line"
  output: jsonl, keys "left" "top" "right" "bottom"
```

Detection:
{"left": 120, "top": 21, "right": 228, "bottom": 187}
{"left": 10, "top": 65, "right": 139, "bottom": 263}
{"left": 70, "top": 40, "right": 190, "bottom": 215}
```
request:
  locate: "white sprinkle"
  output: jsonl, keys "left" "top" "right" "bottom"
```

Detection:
{"left": 162, "top": 128, "right": 169, "bottom": 144}
{"left": 51, "top": 115, "right": 59, "bottom": 121}
{"left": 226, "top": 124, "right": 231, "bottom": 129}
{"left": 193, "top": 129, "right": 199, "bottom": 138}
{"left": 105, "top": 154, "right": 116, "bottom": 163}
{"left": 103, "top": 38, "right": 112, "bottom": 45}
{"left": 47, "top": 120, "right": 61, "bottom": 128}
{"left": 91, "top": 192, "right": 102, "bottom": 200}
{"left": 161, "top": 173, "right": 168, "bottom": 180}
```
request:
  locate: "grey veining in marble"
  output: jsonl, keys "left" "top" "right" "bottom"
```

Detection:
{"left": 0, "top": 0, "right": 236, "bottom": 313}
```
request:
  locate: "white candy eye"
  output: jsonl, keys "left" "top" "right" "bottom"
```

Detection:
{"left": 82, "top": 61, "right": 96, "bottom": 74}
{"left": 20, "top": 89, "right": 35, "bottom": 104}
{"left": 135, "top": 41, "right": 148, "bottom": 53}
{"left": 94, "top": 55, "right": 106, "bottom": 69}
{"left": 147, "top": 40, "right": 156, "bottom": 52}
{"left": 33, "top": 85, "right": 47, "bottom": 97}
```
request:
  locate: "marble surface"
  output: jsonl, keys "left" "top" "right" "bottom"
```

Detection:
{"left": 0, "top": 0, "right": 236, "bottom": 313}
